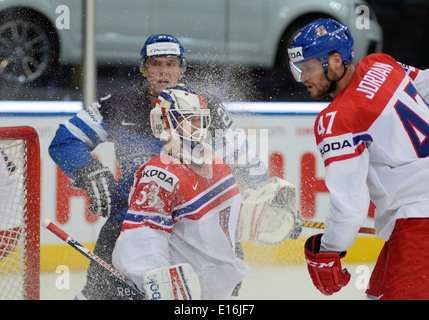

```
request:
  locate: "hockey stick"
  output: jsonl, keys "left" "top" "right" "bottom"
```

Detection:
{"left": 42, "top": 218, "right": 145, "bottom": 300}
{"left": 301, "top": 220, "right": 375, "bottom": 235}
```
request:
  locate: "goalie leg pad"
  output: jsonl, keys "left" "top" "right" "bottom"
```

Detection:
{"left": 143, "top": 263, "right": 201, "bottom": 300}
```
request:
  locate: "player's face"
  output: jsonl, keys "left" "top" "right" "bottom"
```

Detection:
{"left": 176, "top": 116, "right": 203, "bottom": 141}
{"left": 298, "top": 59, "right": 331, "bottom": 99}
{"left": 143, "top": 56, "right": 184, "bottom": 97}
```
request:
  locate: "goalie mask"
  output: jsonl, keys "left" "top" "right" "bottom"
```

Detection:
{"left": 150, "top": 85, "right": 211, "bottom": 145}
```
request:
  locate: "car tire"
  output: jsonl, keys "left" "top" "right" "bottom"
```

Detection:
{"left": 0, "top": 10, "right": 59, "bottom": 84}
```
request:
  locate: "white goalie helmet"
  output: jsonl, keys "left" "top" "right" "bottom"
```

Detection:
{"left": 150, "top": 85, "right": 211, "bottom": 143}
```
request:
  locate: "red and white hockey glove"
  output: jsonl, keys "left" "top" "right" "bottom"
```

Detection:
{"left": 304, "top": 234, "right": 351, "bottom": 296}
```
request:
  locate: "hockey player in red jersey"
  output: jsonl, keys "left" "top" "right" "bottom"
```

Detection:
{"left": 112, "top": 85, "right": 248, "bottom": 299}
{"left": 288, "top": 18, "right": 429, "bottom": 299}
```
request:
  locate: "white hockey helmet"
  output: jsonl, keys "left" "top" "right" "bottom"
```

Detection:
{"left": 150, "top": 85, "right": 211, "bottom": 143}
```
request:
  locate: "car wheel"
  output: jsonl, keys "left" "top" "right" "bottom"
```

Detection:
{"left": 0, "top": 12, "right": 58, "bottom": 83}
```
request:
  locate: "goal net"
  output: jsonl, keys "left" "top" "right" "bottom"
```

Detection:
{"left": 0, "top": 126, "right": 40, "bottom": 300}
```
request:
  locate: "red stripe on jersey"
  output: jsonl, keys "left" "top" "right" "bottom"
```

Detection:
{"left": 122, "top": 220, "right": 173, "bottom": 233}
{"left": 174, "top": 185, "right": 240, "bottom": 222}
{"left": 407, "top": 68, "right": 419, "bottom": 81}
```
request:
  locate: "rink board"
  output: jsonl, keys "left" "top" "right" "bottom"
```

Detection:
{"left": 39, "top": 236, "right": 384, "bottom": 273}
{"left": 0, "top": 101, "right": 382, "bottom": 272}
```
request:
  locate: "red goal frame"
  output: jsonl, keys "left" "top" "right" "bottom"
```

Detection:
{"left": 0, "top": 126, "right": 40, "bottom": 300}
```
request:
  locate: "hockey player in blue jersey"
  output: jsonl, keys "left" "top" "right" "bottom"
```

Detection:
{"left": 49, "top": 34, "right": 268, "bottom": 299}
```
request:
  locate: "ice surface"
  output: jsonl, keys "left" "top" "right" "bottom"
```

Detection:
{"left": 40, "top": 262, "right": 375, "bottom": 300}
{"left": 238, "top": 263, "right": 375, "bottom": 300}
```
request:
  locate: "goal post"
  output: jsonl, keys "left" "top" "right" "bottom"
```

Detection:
{"left": 0, "top": 126, "right": 40, "bottom": 300}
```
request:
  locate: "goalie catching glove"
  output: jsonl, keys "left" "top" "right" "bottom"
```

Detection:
{"left": 73, "top": 160, "right": 122, "bottom": 217}
{"left": 237, "top": 177, "right": 300, "bottom": 245}
{"left": 143, "top": 263, "right": 201, "bottom": 300}
{"left": 304, "top": 234, "right": 351, "bottom": 295}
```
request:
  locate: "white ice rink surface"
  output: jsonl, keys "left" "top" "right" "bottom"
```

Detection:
{"left": 40, "top": 262, "right": 375, "bottom": 300}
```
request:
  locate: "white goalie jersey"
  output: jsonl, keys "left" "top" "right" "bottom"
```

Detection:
{"left": 112, "top": 153, "right": 248, "bottom": 300}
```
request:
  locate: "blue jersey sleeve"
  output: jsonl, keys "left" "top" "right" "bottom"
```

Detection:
{"left": 49, "top": 101, "right": 109, "bottom": 180}
{"left": 49, "top": 123, "right": 95, "bottom": 180}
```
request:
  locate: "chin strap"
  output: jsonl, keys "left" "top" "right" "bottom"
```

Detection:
{"left": 324, "top": 62, "right": 348, "bottom": 82}
{"left": 320, "top": 57, "right": 348, "bottom": 94}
